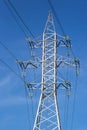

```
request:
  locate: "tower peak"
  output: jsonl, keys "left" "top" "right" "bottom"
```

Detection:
{"left": 44, "top": 11, "right": 56, "bottom": 34}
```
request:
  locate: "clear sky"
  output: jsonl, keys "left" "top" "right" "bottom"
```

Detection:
{"left": 0, "top": 0, "right": 87, "bottom": 130}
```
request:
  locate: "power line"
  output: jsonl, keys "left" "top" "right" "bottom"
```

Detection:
{"left": 48, "top": 0, "right": 66, "bottom": 36}
{"left": 0, "top": 40, "right": 22, "bottom": 77}
{"left": 3, "top": 0, "right": 37, "bottom": 126}
{"left": 4, "top": 0, "right": 38, "bottom": 50}
{"left": 0, "top": 40, "right": 26, "bottom": 84}
{"left": 3, "top": 1, "right": 38, "bottom": 129}
{"left": 71, "top": 75, "right": 78, "bottom": 130}
{"left": 65, "top": 95, "right": 70, "bottom": 130}
{"left": 64, "top": 60, "right": 70, "bottom": 130}
{"left": 0, "top": 58, "right": 23, "bottom": 81}
{"left": 0, "top": 58, "right": 31, "bottom": 129}
{"left": 6, "top": 0, "right": 35, "bottom": 39}
{"left": 23, "top": 77, "right": 32, "bottom": 130}
{"left": 4, "top": 0, "right": 27, "bottom": 37}
{"left": 0, "top": 41, "right": 16, "bottom": 60}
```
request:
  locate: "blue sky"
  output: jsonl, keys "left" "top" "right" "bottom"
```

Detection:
{"left": 0, "top": 0, "right": 87, "bottom": 130}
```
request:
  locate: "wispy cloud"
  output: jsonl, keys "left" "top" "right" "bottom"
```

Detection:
{"left": 0, "top": 74, "right": 15, "bottom": 97}
{"left": 0, "top": 73, "right": 22, "bottom": 94}
{"left": 1, "top": 115, "right": 15, "bottom": 127}
{"left": 0, "top": 75, "right": 11, "bottom": 87}
{"left": 80, "top": 60, "right": 87, "bottom": 77}
{"left": 0, "top": 95, "right": 26, "bottom": 107}
{"left": 76, "top": 126, "right": 87, "bottom": 130}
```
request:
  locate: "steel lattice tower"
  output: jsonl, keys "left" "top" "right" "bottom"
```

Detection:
{"left": 33, "top": 12, "right": 61, "bottom": 130}
{"left": 17, "top": 12, "right": 80, "bottom": 130}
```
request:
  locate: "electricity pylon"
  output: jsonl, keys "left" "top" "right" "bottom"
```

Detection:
{"left": 17, "top": 12, "right": 80, "bottom": 130}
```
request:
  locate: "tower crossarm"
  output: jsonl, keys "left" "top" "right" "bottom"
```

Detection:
{"left": 57, "top": 56, "right": 80, "bottom": 69}
{"left": 57, "top": 80, "right": 71, "bottom": 90}
{"left": 24, "top": 81, "right": 42, "bottom": 90}
{"left": 26, "top": 37, "right": 43, "bottom": 48}
{"left": 16, "top": 58, "right": 42, "bottom": 70}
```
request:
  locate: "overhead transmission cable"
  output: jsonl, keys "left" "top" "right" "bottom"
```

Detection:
{"left": 4, "top": 0, "right": 27, "bottom": 37}
{"left": 0, "top": 54, "right": 32, "bottom": 130}
{"left": 65, "top": 48, "right": 71, "bottom": 130}
{"left": 0, "top": 58, "right": 23, "bottom": 81}
{"left": 0, "top": 40, "right": 31, "bottom": 129}
{"left": 0, "top": 40, "right": 22, "bottom": 76}
{"left": 4, "top": 0, "right": 37, "bottom": 118}
{"left": 48, "top": 0, "right": 66, "bottom": 36}
{"left": 5, "top": 0, "right": 40, "bottom": 108}
{"left": 23, "top": 76, "right": 32, "bottom": 130}
{"left": 4, "top": 0, "right": 36, "bottom": 39}
{"left": 0, "top": 41, "right": 17, "bottom": 60}
{"left": 3, "top": 0, "right": 38, "bottom": 128}
{"left": 0, "top": 58, "right": 31, "bottom": 129}
{"left": 71, "top": 75, "right": 78, "bottom": 130}
{"left": 4, "top": 0, "right": 38, "bottom": 56}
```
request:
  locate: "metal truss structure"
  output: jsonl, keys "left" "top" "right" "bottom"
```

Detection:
{"left": 17, "top": 12, "right": 80, "bottom": 130}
